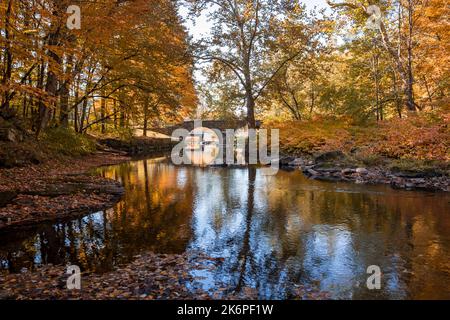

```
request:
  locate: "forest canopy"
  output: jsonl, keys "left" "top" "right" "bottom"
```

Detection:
{"left": 0, "top": 0, "right": 197, "bottom": 137}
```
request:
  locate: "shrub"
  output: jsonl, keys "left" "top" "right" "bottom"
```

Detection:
{"left": 42, "top": 127, "right": 97, "bottom": 156}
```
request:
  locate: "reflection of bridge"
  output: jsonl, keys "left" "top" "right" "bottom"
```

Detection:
{"left": 150, "top": 120, "right": 261, "bottom": 137}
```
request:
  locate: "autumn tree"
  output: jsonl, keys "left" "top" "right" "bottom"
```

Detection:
{"left": 413, "top": 0, "right": 449, "bottom": 108}
{"left": 186, "top": 0, "right": 316, "bottom": 128}
{"left": 0, "top": 0, "right": 197, "bottom": 137}
{"left": 327, "top": 0, "right": 420, "bottom": 113}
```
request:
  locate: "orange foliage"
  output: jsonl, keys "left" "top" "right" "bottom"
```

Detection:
{"left": 370, "top": 115, "right": 448, "bottom": 161}
{"left": 269, "top": 111, "right": 450, "bottom": 162}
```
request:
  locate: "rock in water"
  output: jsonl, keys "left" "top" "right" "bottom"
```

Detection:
{"left": 341, "top": 168, "right": 356, "bottom": 175}
{"left": 356, "top": 168, "right": 369, "bottom": 175}
{"left": 306, "top": 168, "right": 319, "bottom": 176}
{"left": 279, "top": 156, "right": 296, "bottom": 167}
{"left": 288, "top": 158, "right": 305, "bottom": 167}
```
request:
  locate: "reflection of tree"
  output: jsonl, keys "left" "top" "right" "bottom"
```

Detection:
{"left": 0, "top": 159, "right": 195, "bottom": 273}
{"left": 234, "top": 167, "right": 256, "bottom": 292}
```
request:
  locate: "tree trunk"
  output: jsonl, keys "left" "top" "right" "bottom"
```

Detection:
{"left": 74, "top": 77, "right": 80, "bottom": 132}
{"left": 101, "top": 88, "right": 106, "bottom": 134}
{"left": 37, "top": 10, "right": 62, "bottom": 136}
{"left": 423, "top": 76, "right": 433, "bottom": 107}
{"left": 405, "top": 0, "right": 416, "bottom": 111}
{"left": 79, "top": 95, "right": 89, "bottom": 133}
{"left": 59, "top": 55, "right": 73, "bottom": 128}
{"left": 119, "top": 90, "right": 126, "bottom": 128}
{"left": 246, "top": 90, "right": 256, "bottom": 129}
{"left": 143, "top": 95, "right": 149, "bottom": 137}
{"left": 392, "top": 68, "right": 402, "bottom": 118}
{"left": 113, "top": 99, "right": 117, "bottom": 129}
{"left": 1, "top": 0, "right": 13, "bottom": 113}
{"left": 373, "top": 54, "right": 381, "bottom": 121}
{"left": 60, "top": 81, "right": 70, "bottom": 128}
{"left": 310, "top": 82, "right": 315, "bottom": 116}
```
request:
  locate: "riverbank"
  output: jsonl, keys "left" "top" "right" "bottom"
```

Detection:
{"left": 279, "top": 153, "right": 449, "bottom": 192}
{"left": 271, "top": 114, "right": 449, "bottom": 192}
{"left": 1, "top": 134, "right": 447, "bottom": 233}
{"left": 0, "top": 152, "right": 130, "bottom": 231}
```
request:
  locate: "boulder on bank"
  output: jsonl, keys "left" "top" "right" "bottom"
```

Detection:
{"left": 288, "top": 158, "right": 306, "bottom": 167}
{"left": 304, "top": 168, "right": 319, "bottom": 177}
{"left": 0, "top": 141, "right": 44, "bottom": 168}
{"left": 0, "top": 127, "right": 23, "bottom": 143}
{"left": 356, "top": 168, "right": 369, "bottom": 175}
{"left": 0, "top": 115, "right": 27, "bottom": 143}
{"left": 0, "top": 117, "right": 45, "bottom": 168}
{"left": 314, "top": 167, "right": 341, "bottom": 173}
{"left": 341, "top": 168, "right": 356, "bottom": 175}
{"left": 391, "top": 170, "right": 442, "bottom": 179}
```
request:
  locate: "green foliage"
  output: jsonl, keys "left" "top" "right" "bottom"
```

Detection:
{"left": 388, "top": 159, "right": 449, "bottom": 176}
{"left": 354, "top": 153, "right": 387, "bottom": 167}
{"left": 42, "top": 127, "right": 97, "bottom": 156}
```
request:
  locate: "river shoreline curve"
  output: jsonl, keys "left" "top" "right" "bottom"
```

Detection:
{"left": 0, "top": 152, "right": 131, "bottom": 232}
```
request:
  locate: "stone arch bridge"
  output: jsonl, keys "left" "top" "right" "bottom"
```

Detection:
{"left": 149, "top": 119, "right": 261, "bottom": 137}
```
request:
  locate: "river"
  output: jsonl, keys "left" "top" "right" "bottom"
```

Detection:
{"left": 1, "top": 156, "right": 449, "bottom": 299}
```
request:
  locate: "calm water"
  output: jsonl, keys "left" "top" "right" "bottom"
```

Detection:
{"left": 1, "top": 156, "right": 449, "bottom": 299}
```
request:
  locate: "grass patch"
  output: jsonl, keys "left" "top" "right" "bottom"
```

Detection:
{"left": 388, "top": 159, "right": 449, "bottom": 176}
{"left": 91, "top": 127, "right": 135, "bottom": 142}
{"left": 353, "top": 152, "right": 388, "bottom": 167}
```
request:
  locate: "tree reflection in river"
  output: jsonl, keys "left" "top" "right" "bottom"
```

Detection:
{"left": 0, "top": 157, "right": 449, "bottom": 299}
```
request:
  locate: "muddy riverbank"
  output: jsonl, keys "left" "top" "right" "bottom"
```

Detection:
{"left": 0, "top": 152, "right": 130, "bottom": 231}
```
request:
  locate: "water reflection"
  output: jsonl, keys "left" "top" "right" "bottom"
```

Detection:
{"left": 186, "top": 145, "right": 220, "bottom": 166}
{"left": 0, "top": 157, "right": 449, "bottom": 299}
